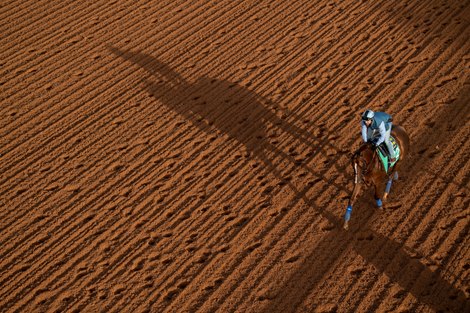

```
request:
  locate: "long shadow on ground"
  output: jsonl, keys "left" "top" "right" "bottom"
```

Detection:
{"left": 108, "top": 47, "right": 469, "bottom": 313}
{"left": 108, "top": 46, "right": 346, "bottom": 192}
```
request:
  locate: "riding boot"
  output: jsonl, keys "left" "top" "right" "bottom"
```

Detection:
{"left": 385, "top": 140, "right": 396, "bottom": 162}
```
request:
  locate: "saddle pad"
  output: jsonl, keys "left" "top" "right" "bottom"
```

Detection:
{"left": 377, "top": 136, "right": 400, "bottom": 173}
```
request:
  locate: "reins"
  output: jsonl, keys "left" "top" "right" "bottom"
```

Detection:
{"left": 352, "top": 143, "right": 375, "bottom": 184}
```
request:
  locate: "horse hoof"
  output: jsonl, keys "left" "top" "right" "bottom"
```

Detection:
{"left": 343, "top": 222, "right": 349, "bottom": 230}
{"left": 383, "top": 193, "right": 388, "bottom": 201}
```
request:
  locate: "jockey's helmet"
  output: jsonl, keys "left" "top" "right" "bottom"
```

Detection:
{"left": 361, "top": 109, "right": 374, "bottom": 121}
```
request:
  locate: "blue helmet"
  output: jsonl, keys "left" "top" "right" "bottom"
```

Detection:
{"left": 361, "top": 109, "right": 374, "bottom": 121}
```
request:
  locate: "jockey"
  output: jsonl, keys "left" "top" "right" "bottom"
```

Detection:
{"left": 361, "top": 109, "right": 396, "bottom": 162}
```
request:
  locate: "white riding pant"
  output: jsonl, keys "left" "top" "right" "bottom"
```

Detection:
{"left": 370, "top": 123, "right": 395, "bottom": 158}
{"left": 383, "top": 124, "right": 395, "bottom": 158}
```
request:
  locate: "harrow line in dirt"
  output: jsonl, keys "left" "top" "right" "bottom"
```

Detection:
{"left": 328, "top": 88, "right": 469, "bottom": 313}
{"left": 104, "top": 123, "right": 356, "bottom": 310}
{"left": 129, "top": 0, "right": 396, "bottom": 162}
{"left": 83, "top": 133, "right": 342, "bottom": 310}
{"left": 0, "top": 112, "right": 209, "bottom": 280}
{"left": 281, "top": 0, "right": 458, "bottom": 130}
{"left": 0, "top": 0, "right": 235, "bottom": 140}
{"left": 0, "top": 0, "right": 179, "bottom": 72}
{"left": 38, "top": 146, "right": 262, "bottom": 310}
{"left": 0, "top": 0, "right": 77, "bottom": 37}
{"left": 2, "top": 105, "right": 272, "bottom": 308}
{"left": 355, "top": 192, "right": 468, "bottom": 313}
{"left": 379, "top": 45, "right": 469, "bottom": 236}
{"left": 0, "top": 0, "right": 280, "bottom": 207}
{"left": 149, "top": 135, "right": 362, "bottom": 310}
{"left": 338, "top": 108, "right": 468, "bottom": 313}
{"left": 0, "top": 84, "right": 161, "bottom": 226}
{"left": 194, "top": 188, "right": 348, "bottom": 313}
{"left": 0, "top": 0, "right": 233, "bottom": 111}
{"left": 264, "top": 28, "right": 470, "bottom": 310}
{"left": 228, "top": 0, "right": 430, "bottom": 144}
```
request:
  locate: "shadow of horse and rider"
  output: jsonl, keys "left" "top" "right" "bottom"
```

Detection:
{"left": 108, "top": 46, "right": 469, "bottom": 312}
{"left": 107, "top": 46, "right": 344, "bottom": 192}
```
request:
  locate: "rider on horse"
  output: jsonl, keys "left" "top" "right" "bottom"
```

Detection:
{"left": 361, "top": 109, "right": 396, "bottom": 162}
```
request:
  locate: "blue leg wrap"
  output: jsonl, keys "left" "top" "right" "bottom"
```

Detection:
{"left": 385, "top": 179, "right": 393, "bottom": 194}
{"left": 344, "top": 205, "right": 352, "bottom": 222}
{"left": 376, "top": 198, "right": 383, "bottom": 207}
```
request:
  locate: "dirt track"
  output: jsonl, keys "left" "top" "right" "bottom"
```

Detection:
{"left": 1, "top": 0, "right": 469, "bottom": 312}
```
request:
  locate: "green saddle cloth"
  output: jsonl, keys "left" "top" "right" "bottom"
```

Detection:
{"left": 377, "top": 136, "right": 400, "bottom": 173}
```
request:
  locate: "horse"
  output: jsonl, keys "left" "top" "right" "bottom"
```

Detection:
{"left": 343, "top": 125, "right": 410, "bottom": 230}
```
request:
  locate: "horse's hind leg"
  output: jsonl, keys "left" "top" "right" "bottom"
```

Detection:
{"left": 384, "top": 170, "right": 399, "bottom": 200}
{"left": 374, "top": 183, "right": 383, "bottom": 209}
{"left": 384, "top": 177, "right": 393, "bottom": 200}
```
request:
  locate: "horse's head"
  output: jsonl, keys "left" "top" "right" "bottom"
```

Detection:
{"left": 351, "top": 142, "right": 376, "bottom": 183}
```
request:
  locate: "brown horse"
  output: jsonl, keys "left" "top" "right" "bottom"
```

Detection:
{"left": 343, "top": 125, "right": 410, "bottom": 230}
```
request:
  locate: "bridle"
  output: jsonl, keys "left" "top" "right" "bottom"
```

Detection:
{"left": 352, "top": 143, "right": 375, "bottom": 185}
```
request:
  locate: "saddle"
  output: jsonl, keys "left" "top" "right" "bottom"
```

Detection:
{"left": 375, "top": 136, "right": 400, "bottom": 173}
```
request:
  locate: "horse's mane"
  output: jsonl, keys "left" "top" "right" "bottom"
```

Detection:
{"left": 351, "top": 143, "right": 380, "bottom": 176}
{"left": 352, "top": 142, "right": 372, "bottom": 160}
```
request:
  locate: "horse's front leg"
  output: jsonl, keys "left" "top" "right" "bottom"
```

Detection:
{"left": 344, "top": 181, "right": 362, "bottom": 230}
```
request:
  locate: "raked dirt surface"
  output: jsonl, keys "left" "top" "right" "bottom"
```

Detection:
{"left": 1, "top": 0, "right": 469, "bottom": 312}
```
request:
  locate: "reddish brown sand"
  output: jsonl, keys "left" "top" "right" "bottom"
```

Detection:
{"left": 1, "top": 0, "right": 469, "bottom": 312}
